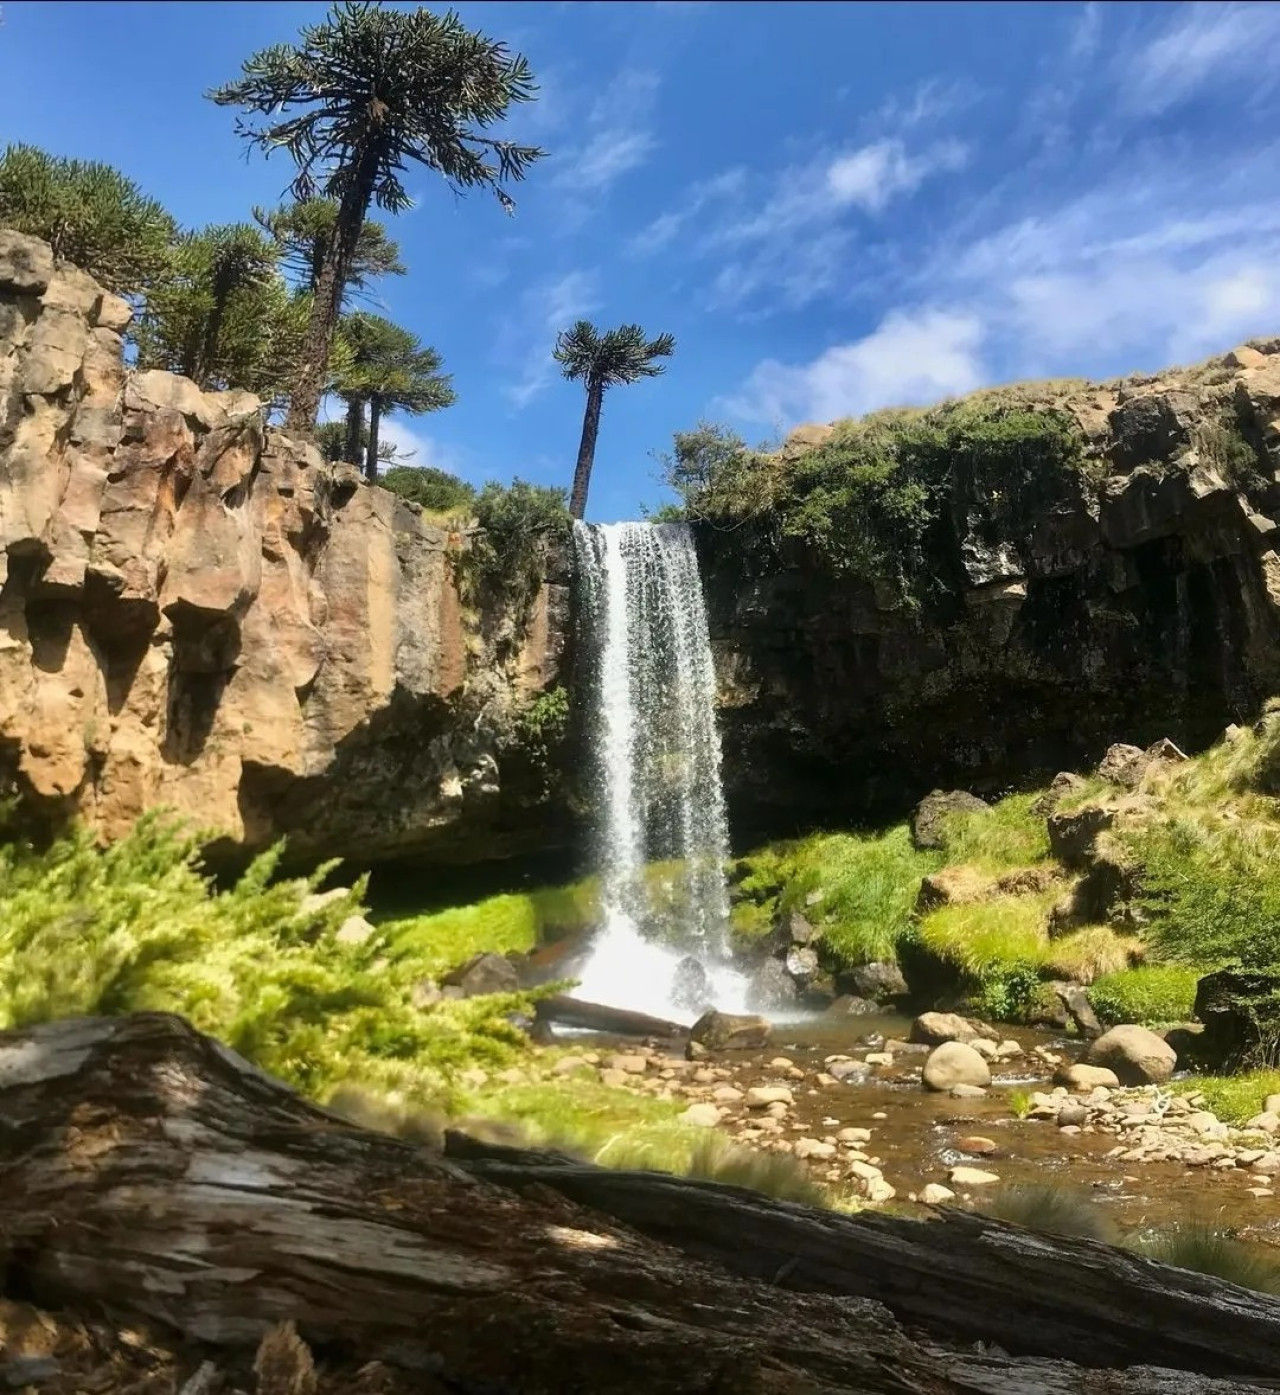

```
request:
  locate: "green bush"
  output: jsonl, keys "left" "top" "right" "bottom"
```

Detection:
{"left": 668, "top": 403, "right": 1088, "bottom": 609}
{"left": 461, "top": 478, "right": 571, "bottom": 618}
{"left": 1088, "top": 965, "right": 1200, "bottom": 1026}
{"left": 0, "top": 814, "right": 536, "bottom": 1106}
{"left": 381, "top": 464, "right": 476, "bottom": 514}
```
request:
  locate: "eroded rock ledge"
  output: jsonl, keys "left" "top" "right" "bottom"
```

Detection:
{"left": 701, "top": 342, "right": 1280, "bottom": 838}
{"left": 0, "top": 231, "right": 569, "bottom": 866}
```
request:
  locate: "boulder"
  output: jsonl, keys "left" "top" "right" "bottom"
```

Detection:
{"left": 910, "top": 1011, "right": 987, "bottom": 1046}
{"left": 1096, "top": 743, "right": 1149, "bottom": 788}
{"left": 1085, "top": 1024, "right": 1177, "bottom": 1085}
{"left": 690, "top": 1010, "right": 772, "bottom": 1051}
{"left": 824, "top": 995, "right": 879, "bottom": 1017}
{"left": 922, "top": 1042, "right": 991, "bottom": 1092}
{"left": 442, "top": 952, "right": 521, "bottom": 998}
{"left": 1194, "top": 969, "right": 1280, "bottom": 1070}
{"left": 784, "top": 945, "right": 820, "bottom": 983}
{"left": 1047, "top": 806, "right": 1116, "bottom": 867}
{"left": 1031, "top": 771, "right": 1088, "bottom": 816}
{"left": 839, "top": 961, "right": 909, "bottom": 1003}
{"left": 1054, "top": 1063, "right": 1120, "bottom": 1091}
{"left": 745, "top": 958, "right": 798, "bottom": 1013}
{"left": 910, "top": 789, "right": 990, "bottom": 851}
{"left": 783, "top": 911, "right": 817, "bottom": 945}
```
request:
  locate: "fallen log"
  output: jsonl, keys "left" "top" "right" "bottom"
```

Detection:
{"left": 533, "top": 993, "right": 688, "bottom": 1038}
{"left": 451, "top": 1133, "right": 1280, "bottom": 1380}
{"left": 0, "top": 1013, "right": 1276, "bottom": 1395}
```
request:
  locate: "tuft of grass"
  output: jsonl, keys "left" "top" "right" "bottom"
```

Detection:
{"left": 1007, "top": 1088, "right": 1034, "bottom": 1120}
{"left": 1129, "top": 1223, "right": 1280, "bottom": 1293}
{"left": 1045, "top": 926, "right": 1141, "bottom": 985}
{"left": 1172, "top": 1071, "right": 1280, "bottom": 1126}
{"left": 917, "top": 890, "right": 1054, "bottom": 981}
{"left": 978, "top": 1183, "right": 1118, "bottom": 1243}
{"left": 682, "top": 1134, "right": 832, "bottom": 1207}
{"left": 1088, "top": 965, "right": 1200, "bottom": 1027}
{"left": 733, "top": 824, "right": 940, "bottom": 970}
{"left": 938, "top": 792, "right": 1052, "bottom": 872}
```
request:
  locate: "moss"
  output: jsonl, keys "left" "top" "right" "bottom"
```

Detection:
{"left": 1088, "top": 965, "right": 1200, "bottom": 1027}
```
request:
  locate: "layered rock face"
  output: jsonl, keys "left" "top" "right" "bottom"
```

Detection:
{"left": 699, "top": 344, "right": 1280, "bottom": 841}
{"left": 0, "top": 231, "right": 569, "bottom": 865}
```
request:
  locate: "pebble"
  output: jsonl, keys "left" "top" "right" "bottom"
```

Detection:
{"left": 712, "top": 1085, "right": 744, "bottom": 1103}
{"left": 920, "top": 1183, "right": 956, "bottom": 1205}
{"left": 956, "top": 1135, "right": 999, "bottom": 1156}
{"left": 552, "top": 1055, "right": 591, "bottom": 1075}
{"left": 679, "top": 1103, "right": 721, "bottom": 1128}
{"left": 872, "top": 1111, "right": 888, "bottom": 1120}
{"left": 745, "top": 1085, "right": 793, "bottom": 1108}
{"left": 598, "top": 1069, "right": 629, "bottom": 1089}
{"left": 607, "top": 1053, "right": 648, "bottom": 1075}
{"left": 794, "top": 1137, "right": 837, "bottom": 1161}
{"left": 770, "top": 1057, "right": 795, "bottom": 1069}
{"left": 950, "top": 1084, "right": 987, "bottom": 1099}
{"left": 1249, "top": 1187, "right": 1276, "bottom": 1198}
{"left": 837, "top": 1127, "right": 872, "bottom": 1144}
{"left": 864, "top": 1052, "right": 894, "bottom": 1066}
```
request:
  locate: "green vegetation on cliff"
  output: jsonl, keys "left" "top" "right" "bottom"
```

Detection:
{"left": 662, "top": 404, "right": 1089, "bottom": 608}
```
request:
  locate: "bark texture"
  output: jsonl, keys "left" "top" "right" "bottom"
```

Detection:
{"left": 4, "top": 1013, "right": 1280, "bottom": 1393}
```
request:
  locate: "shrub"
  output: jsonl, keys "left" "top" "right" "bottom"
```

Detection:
{"left": 978, "top": 1182, "right": 1117, "bottom": 1243}
{"left": 1128, "top": 1223, "right": 1280, "bottom": 1293}
{"left": 461, "top": 479, "right": 571, "bottom": 619}
{"left": 0, "top": 813, "right": 537, "bottom": 1106}
{"left": 1088, "top": 966, "right": 1200, "bottom": 1026}
{"left": 381, "top": 464, "right": 476, "bottom": 515}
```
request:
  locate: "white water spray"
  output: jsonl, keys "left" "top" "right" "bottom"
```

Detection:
{"left": 571, "top": 521, "right": 748, "bottom": 1020}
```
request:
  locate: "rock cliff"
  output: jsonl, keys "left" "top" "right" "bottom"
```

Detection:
{"left": 0, "top": 231, "right": 570, "bottom": 866}
{"left": 699, "top": 342, "right": 1280, "bottom": 843}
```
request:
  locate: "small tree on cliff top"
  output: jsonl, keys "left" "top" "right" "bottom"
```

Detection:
{"left": 554, "top": 320, "right": 676, "bottom": 520}
{"left": 0, "top": 143, "right": 176, "bottom": 296}
{"left": 210, "top": 0, "right": 543, "bottom": 434}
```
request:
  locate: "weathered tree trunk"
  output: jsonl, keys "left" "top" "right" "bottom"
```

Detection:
{"left": 568, "top": 378, "right": 603, "bottom": 520}
{"left": 4, "top": 1013, "right": 1280, "bottom": 1395}
{"left": 343, "top": 394, "right": 365, "bottom": 466}
{"left": 364, "top": 395, "right": 382, "bottom": 483}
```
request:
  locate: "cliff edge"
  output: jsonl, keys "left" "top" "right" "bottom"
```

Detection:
{"left": 0, "top": 230, "right": 570, "bottom": 865}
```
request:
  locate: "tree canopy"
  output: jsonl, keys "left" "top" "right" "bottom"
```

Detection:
{"left": 209, "top": 0, "right": 544, "bottom": 431}
{"left": 253, "top": 198, "right": 405, "bottom": 302}
{"left": 0, "top": 143, "right": 176, "bottom": 295}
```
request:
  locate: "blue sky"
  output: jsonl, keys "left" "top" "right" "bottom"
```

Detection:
{"left": 2, "top": 1, "right": 1279, "bottom": 522}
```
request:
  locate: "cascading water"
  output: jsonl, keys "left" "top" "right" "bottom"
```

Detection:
{"left": 571, "top": 520, "right": 748, "bottom": 1020}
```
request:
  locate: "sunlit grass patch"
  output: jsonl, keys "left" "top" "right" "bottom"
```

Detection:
{"left": 1173, "top": 1070, "right": 1280, "bottom": 1126}
{"left": 1088, "top": 965, "right": 1200, "bottom": 1027}
{"left": 938, "top": 792, "right": 1052, "bottom": 872}
{"left": 1044, "top": 926, "right": 1141, "bottom": 985}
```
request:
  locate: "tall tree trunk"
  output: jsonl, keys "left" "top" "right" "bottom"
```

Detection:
{"left": 286, "top": 170, "right": 376, "bottom": 435}
{"left": 343, "top": 395, "right": 365, "bottom": 465}
{"left": 569, "top": 378, "right": 604, "bottom": 520}
{"left": 196, "top": 273, "right": 233, "bottom": 389}
{"left": 364, "top": 395, "right": 382, "bottom": 483}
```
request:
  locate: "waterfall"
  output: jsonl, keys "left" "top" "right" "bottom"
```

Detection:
{"left": 571, "top": 521, "right": 748, "bottom": 1020}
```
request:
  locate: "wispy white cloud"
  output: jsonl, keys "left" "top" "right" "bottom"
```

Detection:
{"left": 377, "top": 418, "right": 461, "bottom": 474}
{"left": 825, "top": 138, "right": 968, "bottom": 214}
{"left": 501, "top": 269, "right": 602, "bottom": 409}
{"left": 1123, "top": 1, "right": 1280, "bottom": 115}
{"left": 627, "top": 168, "right": 745, "bottom": 256}
{"left": 721, "top": 309, "right": 986, "bottom": 425}
{"left": 552, "top": 68, "right": 660, "bottom": 196}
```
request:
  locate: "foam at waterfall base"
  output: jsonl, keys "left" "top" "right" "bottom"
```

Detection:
{"left": 569, "top": 911, "right": 751, "bottom": 1023}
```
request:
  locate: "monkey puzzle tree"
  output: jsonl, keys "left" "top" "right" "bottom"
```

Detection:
{"left": 210, "top": 0, "right": 543, "bottom": 433}
{"left": 134, "top": 222, "right": 300, "bottom": 397}
{"left": 553, "top": 321, "right": 676, "bottom": 520}
{"left": 0, "top": 143, "right": 176, "bottom": 296}
{"left": 252, "top": 198, "right": 405, "bottom": 302}
{"left": 336, "top": 312, "right": 455, "bottom": 481}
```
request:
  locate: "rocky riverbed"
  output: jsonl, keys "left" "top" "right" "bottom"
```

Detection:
{"left": 503, "top": 1012, "right": 1280, "bottom": 1242}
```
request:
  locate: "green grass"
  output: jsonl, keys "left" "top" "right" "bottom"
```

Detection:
{"left": 1044, "top": 926, "right": 1140, "bottom": 985}
{"left": 1129, "top": 1223, "right": 1280, "bottom": 1293}
{"left": 938, "top": 792, "right": 1052, "bottom": 872}
{"left": 917, "top": 890, "right": 1054, "bottom": 980}
{"left": 1088, "top": 965, "right": 1201, "bottom": 1027}
{"left": 1172, "top": 1071, "right": 1280, "bottom": 1125}
{"left": 383, "top": 880, "right": 598, "bottom": 973}
{"left": 732, "top": 824, "right": 940, "bottom": 970}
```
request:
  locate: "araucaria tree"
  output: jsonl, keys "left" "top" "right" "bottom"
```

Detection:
{"left": 553, "top": 321, "right": 676, "bottom": 519}
{"left": 0, "top": 143, "right": 176, "bottom": 296}
{"left": 252, "top": 198, "right": 405, "bottom": 303}
{"left": 336, "top": 312, "right": 455, "bottom": 481}
{"left": 210, "top": 0, "right": 543, "bottom": 433}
